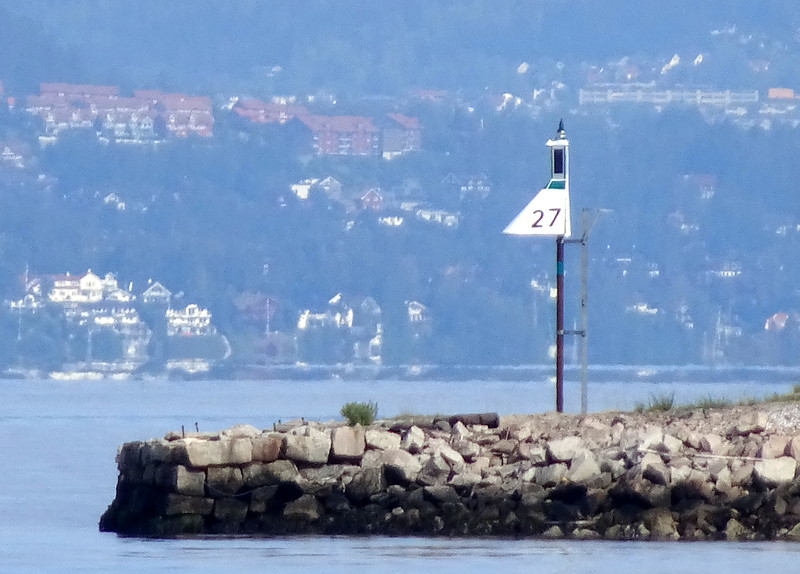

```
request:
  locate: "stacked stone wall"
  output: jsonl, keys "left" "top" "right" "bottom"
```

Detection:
{"left": 100, "top": 406, "right": 800, "bottom": 540}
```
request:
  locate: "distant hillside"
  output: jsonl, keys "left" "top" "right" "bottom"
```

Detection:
{"left": 0, "top": 5, "right": 83, "bottom": 94}
{"left": 6, "top": 1, "right": 800, "bottom": 94}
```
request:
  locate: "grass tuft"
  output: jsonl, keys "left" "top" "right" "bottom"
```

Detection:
{"left": 340, "top": 401, "right": 378, "bottom": 426}
{"left": 635, "top": 392, "right": 675, "bottom": 413}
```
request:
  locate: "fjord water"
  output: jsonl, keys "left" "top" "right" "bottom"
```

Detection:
{"left": 3, "top": 373, "right": 800, "bottom": 573}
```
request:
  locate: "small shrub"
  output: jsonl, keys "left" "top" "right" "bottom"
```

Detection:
{"left": 639, "top": 392, "right": 675, "bottom": 412}
{"left": 340, "top": 401, "right": 378, "bottom": 426}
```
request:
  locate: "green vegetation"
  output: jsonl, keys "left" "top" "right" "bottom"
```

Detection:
{"left": 635, "top": 393, "right": 675, "bottom": 413}
{"left": 683, "top": 396, "right": 733, "bottom": 410}
{"left": 340, "top": 401, "right": 378, "bottom": 426}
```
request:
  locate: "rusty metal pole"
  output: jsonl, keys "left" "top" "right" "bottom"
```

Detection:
{"left": 556, "top": 236, "right": 565, "bottom": 412}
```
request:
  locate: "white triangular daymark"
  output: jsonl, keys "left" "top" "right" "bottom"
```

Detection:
{"left": 503, "top": 187, "right": 571, "bottom": 237}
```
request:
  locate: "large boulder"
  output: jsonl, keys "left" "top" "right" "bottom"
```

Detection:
{"left": 220, "top": 424, "right": 261, "bottom": 439}
{"left": 759, "top": 436, "right": 790, "bottom": 459}
{"left": 159, "top": 493, "right": 214, "bottom": 516}
{"left": 283, "top": 494, "right": 323, "bottom": 522}
{"left": 380, "top": 448, "right": 422, "bottom": 484}
{"left": 365, "top": 429, "right": 401, "bottom": 451}
{"left": 566, "top": 450, "right": 602, "bottom": 484}
{"left": 284, "top": 426, "right": 331, "bottom": 464}
{"left": 547, "top": 436, "right": 583, "bottom": 463}
{"left": 330, "top": 425, "right": 366, "bottom": 461}
{"left": 176, "top": 438, "right": 252, "bottom": 467}
{"left": 401, "top": 426, "right": 426, "bottom": 454}
{"left": 242, "top": 459, "right": 300, "bottom": 488}
{"left": 158, "top": 464, "right": 205, "bottom": 496}
{"left": 251, "top": 433, "right": 284, "bottom": 462}
{"left": 345, "top": 467, "right": 386, "bottom": 503}
{"left": 206, "top": 466, "right": 244, "bottom": 496}
{"left": 754, "top": 457, "right": 797, "bottom": 487}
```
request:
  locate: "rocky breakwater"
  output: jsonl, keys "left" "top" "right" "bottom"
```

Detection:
{"left": 100, "top": 404, "right": 800, "bottom": 540}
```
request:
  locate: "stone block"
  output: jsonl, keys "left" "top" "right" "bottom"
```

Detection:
{"left": 213, "top": 498, "right": 249, "bottom": 523}
{"left": 283, "top": 494, "right": 323, "bottom": 522}
{"left": 535, "top": 463, "right": 567, "bottom": 487}
{"left": 644, "top": 508, "right": 678, "bottom": 541}
{"left": 452, "top": 438, "right": 481, "bottom": 461}
{"left": 141, "top": 440, "right": 179, "bottom": 465}
{"left": 249, "top": 485, "right": 279, "bottom": 513}
{"left": 330, "top": 425, "right": 366, "bottom": 461}
{"left": 380, "top": 448, "right": 422, "bottom": 484}
{"left": 251, "top": 433, "right": 284, "bottom": 462}
{"left": 449, "top": 471, "right": 483, "bottom": 487}
{"left": 451, "top": 421, "right": 473, "bottom": 440}
{"left": 754, "top": 457, "right": 797, "bottom": 487}
{"left": 401, "top": 426, "right": 425, "bottom": 454}
{"left": 491, "top": 439, "right": 518, "bottom": 456}
{"left": 178, "top": 438, "right": 252, "bottom": 467}
{"left": 242, "top": 459, "right": 300, "bottom": 488}
{"left": 729, "top": 412, "right": 769, "bottom": 437}
{"left": 345, "top": 466, "right": 386, "bottom": 503}
{"left": 640, "top": 426, "right": 664, "bottom": 450}
{"left": 220, "top": 424, "right": 261, "bottom": 439}
{"left": 707, "top": 458, "right": 729, "bottom": 481}
{"left": 759, "top": 435, "right": 790, "bottom": 459}
{"left": 661, "top": 434, "right": 683, "bottom": 454}
{"left": 566, "top": 450, "right": 602, "bottom": 484}
{"left": 284, "top": 427, "right": 331, "bottom": 464}
{"left": 641, "top": 452, "right": 670, "bottom": 486}
{"left": 417, "top": 453, "right": 451, "bottom": 486}
{"left": 116, "top": 441, "right": 143, "bottom": 472}
{"left": 423, "top": 485, "right": 460, "bottom": 505}
{"left": 206, "top": 466, "right": 244, "bottom": 496}
{"left": 787, "top": 437, "right": 800, "bottom": 461}
{"left": 436, "top": 443, "right": 465, "bottom": 470}
{"left": 699, "top": 434, "right": 726, "bottom": 456}
{"left": 546, "top": 436, "right": 583, "bottom": 463}
{"left": 365, "top": 429, "right": 401, "bottom": 451}
{"left": 160, "top": 493, "right": 214, "bottom": 516}
{"left": 159, "top": 464, "right": 206, "bottom": 496}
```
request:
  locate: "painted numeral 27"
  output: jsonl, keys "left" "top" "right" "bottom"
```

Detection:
{"left": 531, "top": 208, "right": 561, "bottom": 227}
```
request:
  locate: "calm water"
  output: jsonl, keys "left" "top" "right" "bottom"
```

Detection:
{"left": 3, "top": 373, "right": 800, "bottom": 573}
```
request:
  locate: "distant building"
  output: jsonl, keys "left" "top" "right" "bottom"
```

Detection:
{"left": 233, "top": 98, "right": 308, "bottom": 124}
{"left": 292, "top": 114, "right": 380, "bottom": 156}
{"left": 166, "top": 304, "right": 214, "bottom": 336}
{"left": 25, "top": 83, "right": 213, "bottom": 143}
{"left": 141, "top": 281, "right": 172, "bottom": 305}
{"left": 380, "top": 113, "right": 422, "bottom": 159}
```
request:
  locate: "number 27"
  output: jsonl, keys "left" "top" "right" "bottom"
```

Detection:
{"left": 532, "top": 208, "right": 561, "bottom": 227}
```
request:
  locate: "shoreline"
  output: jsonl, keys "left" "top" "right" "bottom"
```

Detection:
{"left": 101, "top": 399, "right": 800, "bottom": 540}
{"left": 10, "top": 363, "right": 800, "bottom": 383}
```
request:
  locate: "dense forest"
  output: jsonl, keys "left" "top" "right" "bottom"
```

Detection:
{"left": 6, "top": 1, "right": 800, "bottom": 94}
{"left": 1, "top": 2, "right": 800, "bottom": 370}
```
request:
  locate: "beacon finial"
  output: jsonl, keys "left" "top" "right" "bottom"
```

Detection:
{"left": 557, "top": 119, "right": 565, "bottom": 138}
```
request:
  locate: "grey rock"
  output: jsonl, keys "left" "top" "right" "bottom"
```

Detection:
{"left": 284, "top": 426, "right": 331, "bottom": 464}
{"left": 330, "top": 425, "right": 366, "bottom": 461}
{"left": 380, "top": 448, "right": 422, "bottom": 484}
{"left": 401, "top": 426, "right": 426, "bottom": 454}
{"left": 365, "top": 429, "right": 401, "bottom": 451}
{"left": 221, "top": 424, "right": 261, "bottom": 439}
{"left": 160, "top": 493, "right": 214, "bottom": 516}
{"left": 535, "top": 463, "right": 567, "bottom": 487}
{"left": 754, "top": 457, "right": 797, "bottom": 487}
{"left": 345, "top": 467, "right": 386, "bottom": 503}
{"left": 251, "top": 433, "right": 284, "bottom": 463}
{"left": 158, "top": 464, "right": 205, "bottom": 496}
{"left": 547, "top": 436, "right": 583, "bottom": 463}
{"left": 206, "top": 466, "right": 243, "bottom": 496}
{"left": 283, "top": 494, "right": 323, "bottom": 522}
{"left": 213, "top": 498, "right": 249, "bottom": 523}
